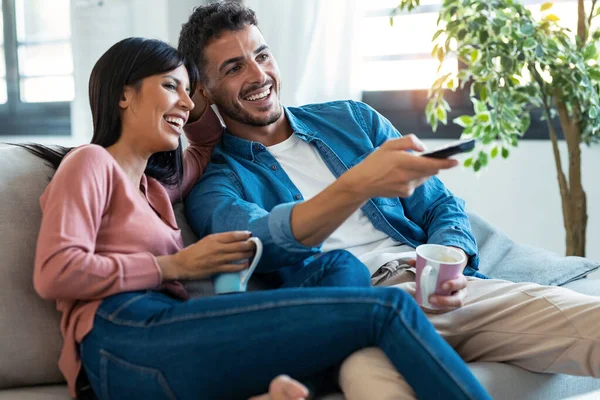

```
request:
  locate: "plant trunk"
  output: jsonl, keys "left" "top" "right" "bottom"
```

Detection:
{"left": 555, "top": 100, "right": 588, "bottom": 257}
{"left": 544, "top": 0, "right": 589, "bottom": 257}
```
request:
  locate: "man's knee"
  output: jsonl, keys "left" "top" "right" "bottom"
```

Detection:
{"left": 340, "top": 347, "right": 393, "bottom": 380}
{"left": 339, "top": 347, "right": 415, "bottom": 400}
{"left": 313, "top": 250, "right": 371, "bottom": 286}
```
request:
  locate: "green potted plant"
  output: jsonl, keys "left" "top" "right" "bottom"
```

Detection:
{"left": 391, "top": 0, "right": 600, "bottom": 256}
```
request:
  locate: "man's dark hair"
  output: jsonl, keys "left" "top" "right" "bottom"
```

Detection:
{"left": 178, "top": 1, "right": 258, "bottom": 83}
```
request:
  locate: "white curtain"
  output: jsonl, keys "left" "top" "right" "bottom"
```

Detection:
{"left": 243, "top": 0, "right": 363, "bottom": 106}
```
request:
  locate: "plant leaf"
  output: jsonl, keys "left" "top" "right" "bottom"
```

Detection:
{"left": 523, "top": 37, "right": 536, "bottom": 49}
{"left": 437, "top": 47, "right": 445, "bottom": 63}
{"left": 544, "top": 14, "right": 560, "bottom": 22}
{"left": 589, "top": 68, "right": 600, "bottom": 81}
{"left": 583, "top": 44, "right": 597, "bottom": 60}
{"left": 479, "top": 30, "right": 489, "bottom": 44}
{"left": 464, "top": 157, "right": 473, "bottom": 167}
{"left": 477, "top": 113, "right": 491, "bottom": 123}
{"left": 478, "top": 151, "right": 489, "bottom": 166}
{"left": 491, "top": 146, "right": 499, "bottom": 158}
{"left": 520, "top": 23, "right": 535, "bottom": 36}
{"left": 501, "top": 147, "right": 510, "bottom": 158}
{"left": 480, "top": 84, "right": 489, "bottom": 102}
{"left": 540, "top": 2, "right": 553, "bottom": 12}
{"left": 437, "top": 106, "right": 448, "bottom": 124}
{"left": 454, "top": 115, "right": 474, "bottom": 127}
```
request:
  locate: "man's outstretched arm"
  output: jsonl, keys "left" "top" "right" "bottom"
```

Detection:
{"left": 185, "top": 136, "right": 457, "bottom": 269}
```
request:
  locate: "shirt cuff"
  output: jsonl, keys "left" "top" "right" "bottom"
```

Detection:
{"left": 268, "top": 202, "right": 321, "bottom": 252}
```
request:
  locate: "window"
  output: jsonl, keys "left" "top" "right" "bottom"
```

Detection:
{"left": 361, "top": 0, "right": 456, "bottom": 92}
{"left": 360, "top": 0, "right": 590, "bottom": 139}
{"left": 0, "top": 0, "right": 73, "bottom": 136}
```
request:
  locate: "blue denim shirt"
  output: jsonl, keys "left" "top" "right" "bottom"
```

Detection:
{"left": 185, "top": 100, "right": 483, "bottom": 277}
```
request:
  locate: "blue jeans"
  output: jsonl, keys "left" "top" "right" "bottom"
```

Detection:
{"left": 79, "top": 251, "right": 490, "bottom": 400}
{"left": 278, "top": 250, "right": 372, "bottom": 289}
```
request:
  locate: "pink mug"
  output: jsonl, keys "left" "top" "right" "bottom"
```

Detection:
{"left": 415, "top": 244, "right": 466, "bottom": 309}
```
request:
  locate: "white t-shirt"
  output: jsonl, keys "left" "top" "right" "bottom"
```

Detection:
{"left": 267, "top": 134, "right": 414, "bottom": 274}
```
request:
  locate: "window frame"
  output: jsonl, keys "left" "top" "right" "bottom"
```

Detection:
{"left": 360, "top": 0, "right": 569, "bottom": 140}
{"left": 0, "top": 0, "right": 71, "bottom": 137}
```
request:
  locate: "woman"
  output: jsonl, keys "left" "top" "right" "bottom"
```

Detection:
{"left": 22, "top": 37, "right": 489, "bottom": 400}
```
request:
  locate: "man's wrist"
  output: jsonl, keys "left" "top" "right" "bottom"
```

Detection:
{"left": 336, "top": 169, "right": 371, "bottom": 204}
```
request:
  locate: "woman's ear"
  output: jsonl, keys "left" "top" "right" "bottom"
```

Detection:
{"left": 119, "top": 86, "right": 134, "bottom": 110}
{"left": 197, "top": 84, "right": 213, "bottom": 104}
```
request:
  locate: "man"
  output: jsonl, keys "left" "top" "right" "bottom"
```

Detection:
{"left": 179, "top": 2, "right": 600, "bottom": 399}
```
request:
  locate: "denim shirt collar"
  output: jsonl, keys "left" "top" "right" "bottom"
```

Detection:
{"left": 220, "top": 106, "right": 316, "bottom": 161}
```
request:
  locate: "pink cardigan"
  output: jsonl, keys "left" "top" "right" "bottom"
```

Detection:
{"left": 33, "top": 109, "right": 223, "bottom": 397}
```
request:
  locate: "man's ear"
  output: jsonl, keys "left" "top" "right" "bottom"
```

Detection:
{"left": 119, "top": 86, "right": 134, "bottom": 110}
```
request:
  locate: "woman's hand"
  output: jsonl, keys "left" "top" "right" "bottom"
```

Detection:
{"left": 187, "top": 88, "right": 210, "bottom": 124}
{"left": 157, "top": 231, "right": 256, "bottom": 280}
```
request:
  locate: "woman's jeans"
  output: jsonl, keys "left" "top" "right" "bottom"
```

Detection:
{"left": 80, "top": 251, "right": 490, "bottom": 400}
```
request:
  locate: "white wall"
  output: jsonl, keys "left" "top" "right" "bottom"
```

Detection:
{"left": 429, "top": 139, "right": 600, "bottom": 262}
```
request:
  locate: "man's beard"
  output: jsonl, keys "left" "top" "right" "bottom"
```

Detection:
{"left": 213, "top": 86, "right": 282, "bottom": 127}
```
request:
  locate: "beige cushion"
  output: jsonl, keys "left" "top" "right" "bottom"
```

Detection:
{"left": 0, "top": 385, "right": 68, "bottom": 399}
{"left": 0, "top": 146, "right": 64, "bottom": 389}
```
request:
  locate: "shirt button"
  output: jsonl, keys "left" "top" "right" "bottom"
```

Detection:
{"left": 253, "top": 144, "right": 261, "bottom": 151}
{"left": 295, "top": 194, "right": 302, "bottom": 200}
{"left": 270, "top": 165, "right": 278, "bottom": 171}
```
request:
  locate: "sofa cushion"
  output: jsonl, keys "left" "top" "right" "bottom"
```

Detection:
{"left": 0, "top": 385, "right": 68, "bottom": 400}
{"left": 469, "top": 361, "right": 600, "bottom": 400}
{"left": 0, "top": 146, "right": 64, "bottom": 389}
{"left": 468, "top": 212, "right": 600, "bottom": 285}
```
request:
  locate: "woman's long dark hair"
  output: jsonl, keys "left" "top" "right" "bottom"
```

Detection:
{"left": 11, "top": 37, "right": 200, "bottom": 188}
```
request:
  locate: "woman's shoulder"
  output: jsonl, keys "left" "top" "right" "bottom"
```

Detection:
{"left": 59, "top": 144, "right": 115, "bottom": 175}
{"left": 47, "top": 144, "right": 120, "bottom": 193}
{"left": 65, "top": 144, "right": 112, "bottom": 163}
{"left": 41, "top": 145, "right": 117, "bottom": 205}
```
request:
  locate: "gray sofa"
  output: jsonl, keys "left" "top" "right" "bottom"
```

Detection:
{"left": 1, "top": 144, "right": 600, "bottom": 399}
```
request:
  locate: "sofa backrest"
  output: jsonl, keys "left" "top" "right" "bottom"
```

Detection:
{"left": 0, "top": 145, "right": 215, "bottom": 389}
{"left": 0, "top": 146, "right": 64, "bottom": 389}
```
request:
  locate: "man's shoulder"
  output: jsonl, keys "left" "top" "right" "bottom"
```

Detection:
{"left": 288, "top": 100, "right": 374, "bottom": 118}
{"left": 202, "top": 155, "right": 236, "bottom": 176}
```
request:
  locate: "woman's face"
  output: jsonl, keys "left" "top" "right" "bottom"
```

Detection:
{"left": 119, "top": 64, "right": 194, "bottom": 153}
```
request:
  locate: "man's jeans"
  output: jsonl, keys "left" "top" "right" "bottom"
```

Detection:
{"left": 79, "top": 251, "right": 490, "bottom": 400}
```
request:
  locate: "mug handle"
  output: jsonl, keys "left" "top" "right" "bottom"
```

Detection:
{"left": 241, "top": 237, "right": 263, "bottom": 285}
{"left": 420, "top": 264, "right": 434, "bottom": 308}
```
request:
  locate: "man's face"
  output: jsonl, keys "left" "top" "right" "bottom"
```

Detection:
{"left": 201, "top": 24, "right": 282, "bottom": 127}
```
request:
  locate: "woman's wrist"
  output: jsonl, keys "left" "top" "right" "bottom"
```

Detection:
{"left": 157, "top": 254, "right": 179, "bottom": 281}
